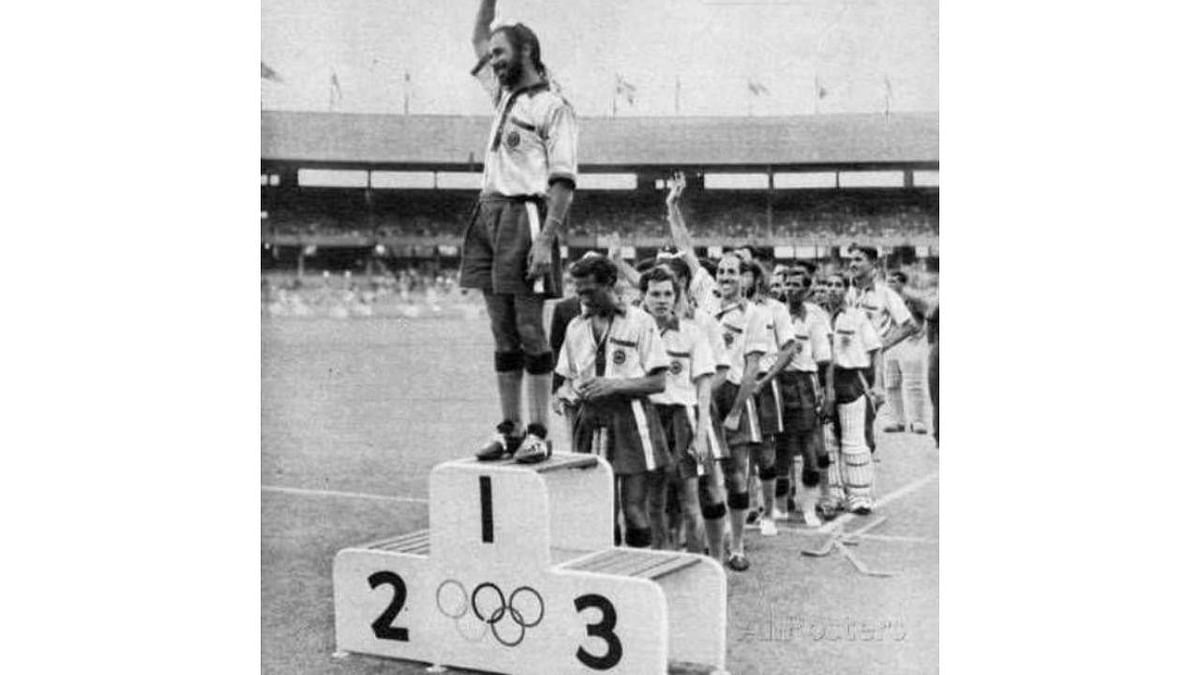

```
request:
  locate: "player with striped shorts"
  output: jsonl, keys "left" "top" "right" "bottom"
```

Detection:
{"left": 555, "top": 256, "right": 671, "bottom": 549}
{"left": 468, "top": 1, "right": 579, "bottom": 464}
{"left": 712, "top": 253, "right": 773, "bottom": 570}
{"left": 759, "top": 267, "right": 832, "bottom": 526}
{"left": 641, "top": 267, "right": 730, "bottom": 560}
{"left": 739, "top": 252, "right": 797, "bottom": 535}
{"left": 823, "top": 273, "right": 884, "bottom": 515}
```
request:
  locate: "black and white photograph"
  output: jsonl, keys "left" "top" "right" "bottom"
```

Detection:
{"left": 261, "top": 1, "right": 938, "bottom": 672}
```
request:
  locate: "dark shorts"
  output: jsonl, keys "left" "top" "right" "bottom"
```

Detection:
{"left": 778, "top": 370, "right": 820, "bottom": 433}
{"left": 655, "top": 404, "right": 726, "bottom": 479}
{"left": 714, "top": 380, "right": 762, "bottom": 447}
{"left": 460, "top": 195, "right": 564, "bottom": 298}
{"left": 754, "top": 377, "right": 784, "bottom": 437}
{"left": 573, "top": 397, "right": 670, "bottom": 476}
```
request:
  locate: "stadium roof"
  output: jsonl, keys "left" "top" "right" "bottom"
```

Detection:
{"left": 261, "top": 111, "right": 938, "bottom": 173}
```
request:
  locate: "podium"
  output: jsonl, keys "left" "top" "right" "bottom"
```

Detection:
{"left": 333, "top": 454, "right": 727, "bottom": 674}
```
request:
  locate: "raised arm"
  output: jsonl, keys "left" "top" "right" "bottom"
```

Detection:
{"left": 665, "top": 172, "right": 701, "bottom": 277}
{"left": 472, "top": 0, "right": 497, "bottom": 62}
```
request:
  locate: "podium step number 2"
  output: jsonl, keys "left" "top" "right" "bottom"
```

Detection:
{"left": 333, "top": 454, "right": 727, "bottom": 674}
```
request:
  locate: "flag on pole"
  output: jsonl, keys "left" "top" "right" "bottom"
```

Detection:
{"left": 329, "top": 71, "right": 343, "bottom": 110}
{"left": 883, "top": 76, "right": 893, "bottom": 118}
{"left": 403, "top": 71, "right": 411, "bottom": 115}
{"left": 674, "top": 76, "right": 681, "bottom": 115}
{"left": 260, "top": 62, "right": 283, "bottom": 83}
{"left": 615, "top": 74, "right": 637, "bottom": 105}
{"left": 747, "top": 79, "right": 769, "bottom": 96}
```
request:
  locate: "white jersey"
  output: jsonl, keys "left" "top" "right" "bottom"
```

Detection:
{"left": 755, "top": 296, "right": 796, "bottom": 373}
{"left": 830, "top": 307, "right": 881, "bottom": 369}
{"left": 473, "top": 63, "right": 578, "bottom": 197}
{"left": 847, "top": 277, "right": 912, "bottom": 347}
{"left": 713, "top": 300, "right": 771, "bottom": 385}
{"left": 785, "top": 302, "right": 833, "bottom": 373}
{"left": 650, "top": 317, "right": 716, "bottom": 407}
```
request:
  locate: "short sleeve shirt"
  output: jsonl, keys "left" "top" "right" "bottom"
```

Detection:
{"left": 692, "top": 308, "right": 730, "bottom": 372}
{"left": 650, "top": 318, "right": 716, "bottom": 407}
{"left": 830, "top": 307, "right": 882, "bottom": 369}
{"left": 755, "top": 297, "right": 797, "bottom": 373}
{"left": 555, "top": 304, "right": 670, "bottom": 393}
{"left": 689, "top": 266, "right": 722, "bottom": 317}
{"left": 473, "top": 63, "right": 578, "bottom": 197}
{"left": 785, "top": 302, "right": 833, "bottom": 373}
{"left": 847, "top": 278, "right": 912, "bottom": 346}
{"left": 713, "top": 300, "right": 771, "bottom": 385}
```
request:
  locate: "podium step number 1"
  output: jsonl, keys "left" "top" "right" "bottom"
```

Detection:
{"left": 333, "top": 454, "right": 727, "bottom": 674}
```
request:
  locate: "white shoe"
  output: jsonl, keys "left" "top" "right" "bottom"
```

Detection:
{"left": 771, "top": 507, "right": 787, "bottom": 521}
{"left": 800, "top": 507, "right": 821, "bottom": 527}
{"left": 759, "top": 518, "right": 778, "bottom": 537}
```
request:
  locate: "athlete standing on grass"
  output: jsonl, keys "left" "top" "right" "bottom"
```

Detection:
{"left": 467, "top": 0, "right": 579, "bottom": 464}
{"left": 555, "top": 256, "right": 671, "bottom": 549}
{"left": 824, "top": 273, "right": 883, "bottom": 515}
{"left": 713, "top": 253, "right": 772, "bottom": 571}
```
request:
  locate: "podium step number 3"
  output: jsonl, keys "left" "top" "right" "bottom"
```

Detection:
{"left": 333, "top": 454, "right": 727, "bottom": 674}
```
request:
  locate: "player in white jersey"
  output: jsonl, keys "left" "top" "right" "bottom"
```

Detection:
{"left": 823, "top": 273, "right": 884, "bottom": 514}
{"left": 641, "top": 267, "right": 729, "bottom": 560}
{"left": 555, "top": 256, "right": 671, "bottom": 548}
{"left": 662, "top": 172, "right": 722, "bottom": 316}
{"left": 844, "top": 245, "right": 916, "bottom": 444}
{"left": 776, "top": 268, "right": 833, "bottom": 524}
{"left": 738, "top": 252, "right": 796, "bottom": 534}
{"left": 712, "top": 253, "right": 773, "bottom": 571}
{"left": 468, "top": 1, "right": 579, "bottom": 464}
{"left": 885, "top": 270, "right": 933, "bottom": 434}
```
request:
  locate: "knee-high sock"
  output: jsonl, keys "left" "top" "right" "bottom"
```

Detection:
{"left": 838, "top": 396, "right": 874, "bottom": 505}
{"left": 497, "top": 370, "right": 523, "bottom": 428}
{"left": 526, "top": 372, "right": 552, "bottom": 431}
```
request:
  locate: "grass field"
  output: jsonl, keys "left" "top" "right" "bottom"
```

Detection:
{"left": 262, "top": 311, "right": 939, "bottom": 674}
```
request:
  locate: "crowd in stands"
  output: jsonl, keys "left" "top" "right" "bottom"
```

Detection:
{"left": 263, "top": 187, "right": 938, "bottom": 244}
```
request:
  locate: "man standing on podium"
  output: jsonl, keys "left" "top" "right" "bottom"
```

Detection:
{"left": 465, "top": 0, "right": 580, "bottom": 464}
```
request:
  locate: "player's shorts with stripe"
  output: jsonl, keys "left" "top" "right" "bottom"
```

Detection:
{"left": 714, "top": 380, "right": 763, "bottom": 447}
{"left": 574, "top": 397, "right": 669, "bottom": 476}
{"left": 753, "top": 377, "right": 785, "bottom": 436}
{"left": 778, "top": 370, "right": 820, "bottom": 433}
{"left": 655, "top": 403, "right": 728, "bottom": 479}
{"left": 460, "top": 194, "right": 564, "bottom": 298}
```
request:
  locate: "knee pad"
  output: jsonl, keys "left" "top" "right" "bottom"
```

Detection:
{"left": 701, "top": 502, "right": 728, "bottom": 521}
{"left": 817, "top": 455, "right": 832, "bottom": 469}
{"left": 774, "top": 477, "right": 791, "bottom": 497}
{"left": 758, "top": 466, "right": 778, "bottom": 482}
{"left": 801, "top": 468, "right": 821, "bottom": 487}
{"left": 524, "top": 351, "right": 554, "bottom": 375}
{"left": 494, "top": 350, "right": 524, "bottom": 373}
{"left": 727, "top": 491, "right": 750, "bottom": 511}
{"left": 624, "top": 526, "right": 652, "bottom": 548}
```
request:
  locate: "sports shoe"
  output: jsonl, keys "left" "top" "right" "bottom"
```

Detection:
{"left": 911, "top": 422, "right": 928, "bottom": 434}
{"left": 745, "top": 506, "right": 764, "bottom": 525}
{"left": 514, "top": 423, "right": 552, "bottom": 464}
{"left": 476, "top": 420, "right": 520, "bottom": 461}
{"left": 727, "top": 552, "right": 750, "bottom": 572}
{"left": 848, "top": 497, "right": 873, "bottom": 515}
{"left": 882, "top": 423, "right": 905, "bottom": 433}
{"left": 771, "top": 507, "right": 787, "bottom": 522}
{"left": 816, "top": 500, "right": 840, "bottom": 521}
{"left": 759, "top": 518, "right": 778, "bottom": 537}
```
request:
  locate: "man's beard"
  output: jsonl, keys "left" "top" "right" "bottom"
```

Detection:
{"left": 496, "top": 60, "right": 525, "bottom": 88}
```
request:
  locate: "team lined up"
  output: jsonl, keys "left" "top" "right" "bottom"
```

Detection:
{"left": 481, "top": 176, "right": 935, "bottom": 573}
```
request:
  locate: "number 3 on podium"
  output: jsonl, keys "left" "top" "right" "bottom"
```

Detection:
{"left": 574, "top": 593, "right": 622, "bottom": 670}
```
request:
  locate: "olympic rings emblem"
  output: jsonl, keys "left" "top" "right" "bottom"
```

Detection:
{"left": 436, "top": 579, "right": 544, "bottom": 647}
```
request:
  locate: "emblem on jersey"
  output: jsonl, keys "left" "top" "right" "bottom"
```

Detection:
{"left": 612, "top": 349, "right": 626, "bottom": 365}
{"left": 723, "top": 331, "right": 734, "bottom": 348}
{"left": 505, "top": 130, "right": 521, "bottom": 149}
{"left": 669, "top": 360, "right": 683, "bottom": 375}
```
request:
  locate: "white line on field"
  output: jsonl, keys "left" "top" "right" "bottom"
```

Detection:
{"left": 817, "top": 470, "right": 939, "bottom": 534}
{"left": 855, "top": 533, "right": 938, "bottom": 544}
{"left": 261, "top": 485, "right": 428, "bottom": 504}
